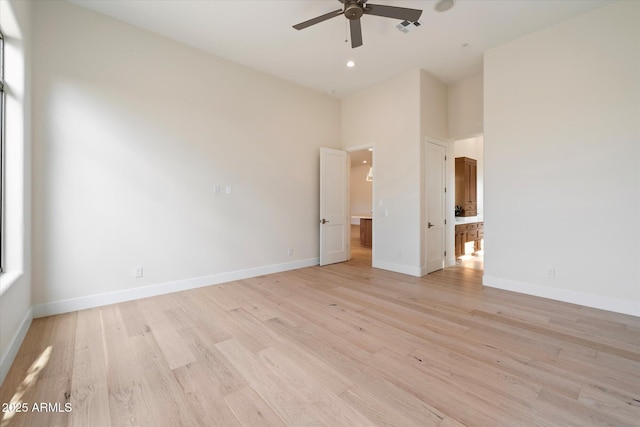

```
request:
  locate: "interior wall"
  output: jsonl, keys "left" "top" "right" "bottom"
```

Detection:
{"left": 484, "top": 0, "right": 640, "bottom": 315}
{"left": 342, "top": 69, "right": 422, "bottom": 275}
{"left": 448, "top": 74, "right": 483, "bottom": 140}
{"left": 420, "top": 70, "right": 449, "bottom": 142}
{"left": 0, "top": 0, "right": 32, "bottom": 383}
{"left": 31, "top": 1, "right": 341, "bottom": 311}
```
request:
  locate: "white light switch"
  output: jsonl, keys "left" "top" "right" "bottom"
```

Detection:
{"left": 214, "top": 185, "right": 221, "bottom": 195}
{"left": 225, "top": 185, "right": 232, "bottom": 195}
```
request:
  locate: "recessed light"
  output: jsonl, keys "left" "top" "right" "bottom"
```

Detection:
{"left": 368, "top": 148, "right": 373, "bottom": 151}
{"left": 346, "top": 60, "right": 356, "bottom": 68}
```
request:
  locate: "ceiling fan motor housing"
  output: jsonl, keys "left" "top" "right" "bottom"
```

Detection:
{"left": 344, "top": 0, "right": 364, "bottom": 20}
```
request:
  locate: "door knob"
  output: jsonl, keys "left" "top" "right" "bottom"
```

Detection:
{"left": 321, "top": 218, "right": 329, "bottom": 224}
{"left": 428, "top": 222, "right": 435, "bottom": 228}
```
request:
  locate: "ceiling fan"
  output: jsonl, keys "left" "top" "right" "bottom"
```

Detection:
{"left": 293, "top": 0, "right": 423, "bottom": 48}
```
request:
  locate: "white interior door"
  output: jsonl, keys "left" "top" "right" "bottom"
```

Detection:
{"left": 426, "top": 141, "right": 446, "bottom": 273}
{"left": 320, "top": 147, "right": 349, "bottom": 266}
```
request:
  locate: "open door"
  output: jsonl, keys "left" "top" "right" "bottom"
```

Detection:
{"left": 320, "top": 147, "right": 349, "bottom": 266}
{"left": 425, "top": 141, "right": 446, "bottom": 273}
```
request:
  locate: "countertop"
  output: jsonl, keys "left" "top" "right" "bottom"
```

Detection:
{"left": 454, "top": 215, "right": 483, "bottom": 224}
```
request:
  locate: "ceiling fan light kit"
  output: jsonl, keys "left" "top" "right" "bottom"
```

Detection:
{"left": 293, "top": 0, "right": 423, "bottom": 48}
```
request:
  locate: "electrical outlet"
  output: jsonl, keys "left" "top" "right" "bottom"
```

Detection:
{"left": 287, "top": 248, "right": 294, "bottom": 257}
{"left": 135, "top": 266, "right": 143, "bottom": 278}
{"left": 214, "top": 185, "right": 221, "bottom": 195}
{"left": 547, "top": 268, "right": 555, "bottom": 279}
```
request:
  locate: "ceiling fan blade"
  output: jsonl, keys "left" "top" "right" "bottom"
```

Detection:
{"left": 293, "top": 9, "right": 344, "bottom": 30}
{"left": 364, "top": 4, "right": 422, "bottom": 22}
{"left": 350, "top": 18, "right": 363, "bottom": 48}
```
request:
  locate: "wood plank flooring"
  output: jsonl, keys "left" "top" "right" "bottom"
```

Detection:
{"left": 2, "top": 232, "right": 639, "bottom": 426}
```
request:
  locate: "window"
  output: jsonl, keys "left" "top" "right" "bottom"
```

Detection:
{"left": 0, "top": 28, "right": 4, "bottom": 273}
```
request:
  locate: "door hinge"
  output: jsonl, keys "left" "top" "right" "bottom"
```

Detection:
{"left": 444, "top": 219, "right": 447, "bottom": 225}
{"left": 444, "top": 187, "right": 447, "bottom": 193}
{"left": 444, "top": 251, "right": 447, "bottom": 256}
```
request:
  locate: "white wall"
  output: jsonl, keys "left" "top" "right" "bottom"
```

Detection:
{"left": 484, "top": 1, "right": 640, "bottom": 316}
{"left": 342, "top": 69, "right": 422, "bottom": 275}
{"left": 31, "top": 1, "right": 341, "bottom": 314}
{"left": 420, "top": 71, "right": 449, "bottom": 143}
{"left": 448, "top": 74, "right": 483, "bottom": 140}
{"left": 0, "top": 0, "right": 32, "bottom": 384}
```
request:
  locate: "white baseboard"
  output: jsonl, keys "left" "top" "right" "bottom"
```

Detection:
{"left": 0, "top": 307, "right": 33, "bottom": 385}
{"left": 32, "top": 258, "right": 319, "bottom": 318}
{"left": 483, "top": 275, "right": 640, "bottom": 317}
{"left": 373, "top": 259, "right": 422, "bottom": 277}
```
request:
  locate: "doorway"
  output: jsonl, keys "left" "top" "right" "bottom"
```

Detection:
{"left": 454, "top": 136, "right": 484, "bottom": 271}
{"left": 349, "top": 148, "right": 373, "bottom": 265}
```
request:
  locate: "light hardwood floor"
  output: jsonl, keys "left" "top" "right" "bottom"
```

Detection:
{"left": 1, "top": 235, "right": 639, "bottom": 426}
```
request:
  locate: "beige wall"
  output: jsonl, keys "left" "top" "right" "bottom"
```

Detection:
{"left": 420, "top": 70, "right": 449, "bottom": 142}
{"left": 448, "top": 74, "right": 483, "bottom": 140}
{"left": 31, "top": 1, "right": 341, "bottom": 313}
{"left": 484, "top": 1, "right": 640, "bottom": 315}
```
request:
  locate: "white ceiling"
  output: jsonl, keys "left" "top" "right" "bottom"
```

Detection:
{"left": 67, "top": 0, "right": 614, "bottom": 97}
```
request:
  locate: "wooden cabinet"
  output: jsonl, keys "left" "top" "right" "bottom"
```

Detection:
{"left": 360, "top": 218, "right": 372, "bottom": 247}
{"left": 455, "top": 157, "right": 477, "bottom": 217}
{"left": 454, "top": 230, "right": 464, "bottom": 258}
{"left": 455, "top": 221, "right": 483, "bottom": 258}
